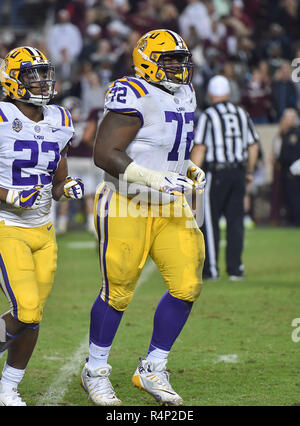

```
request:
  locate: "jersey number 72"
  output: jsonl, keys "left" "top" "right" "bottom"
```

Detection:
{"left": 165, "top": 111, "right": 194, "bottom": 161}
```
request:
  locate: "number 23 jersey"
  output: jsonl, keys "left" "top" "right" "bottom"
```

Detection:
{"left": 104, "top": 76, "right": 196, "bottom": 200}
{"left": 0, "top": 101, "right": 74, "bottom": 227}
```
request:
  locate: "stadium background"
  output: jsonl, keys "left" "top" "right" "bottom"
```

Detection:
{"left": 1, "top": 0, "right": 300, "bottom": 227}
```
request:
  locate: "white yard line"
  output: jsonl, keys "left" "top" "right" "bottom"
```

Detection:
{"left": 215, "top": 354, "right": 238, "bottom": 363}
{"left": 36, "top": 334, "right": 89, "bottom": 406}
{"left": 36, "top": 258, "right": 156, "bottom": 406}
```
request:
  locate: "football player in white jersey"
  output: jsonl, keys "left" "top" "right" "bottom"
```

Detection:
{"left": 80, "top": 30, "right": 206, "bottom": 406}
{"left": 0, "top": 47, "right": 84, "bottom": 406}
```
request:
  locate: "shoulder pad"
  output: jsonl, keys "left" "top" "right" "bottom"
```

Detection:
{"left": 56, "top": 106, "right": 73, "bottom": 128}
{"left": 44, "top": 105, "right": 74, "bottom": 130}
{"left": 104, "top": 77, "right": 147, "bottom": 125}
{"left": 108, "top": 77, "right": 149, "bottom": 99}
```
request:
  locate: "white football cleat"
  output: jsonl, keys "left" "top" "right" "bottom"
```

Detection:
{"left": 132, "top": 358, "right": 183, "bottom": 406}
{"left": 80, "top": 363, "right": 122, "bottom": 406}
{"left": 0, "top": 382, "right": 26, "bottom": 406}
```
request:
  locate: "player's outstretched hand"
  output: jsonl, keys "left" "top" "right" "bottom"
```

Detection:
{"left": 6, "top": 185, "right": 43, "bottom": 209}
{"left": 63, "top": 176, "right": 84, "bottom": 199}
{"left": 290, "top": 159, "right": 300, "bottom": 176}
{"left": 187, "top": 160, "right": 206, "bottom": 192}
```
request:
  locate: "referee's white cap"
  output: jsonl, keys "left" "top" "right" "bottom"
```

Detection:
{"left": 207, "top": 75, "right": 230, "bottom": 96}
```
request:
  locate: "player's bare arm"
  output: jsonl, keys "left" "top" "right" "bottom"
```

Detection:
{"left": 190, "top": 144, "right": 207, "bottom": 168}
{"left": 0, "top": 187, "right": 10, "bottom": 202}
{"left": 51, "top": 145, "right": 69, "bottom": 201}
{"left": 52, "top": 144, "right": 84, "bottom": 201}
{"left": 94, "top": 110, "right": 141, "bottom": 177}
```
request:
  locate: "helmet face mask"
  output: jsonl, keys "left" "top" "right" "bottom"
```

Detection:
{"left": 0, "top": 46, "right": 56, "bottom": 106}
{"left": 133, "top": 29, "right": 193, "bottom": 93}
{"left": 156, "top": 51, "right": 193, "bottom": 85}
{"left": 18, "top": 64, "right": 56, "bottom": 106}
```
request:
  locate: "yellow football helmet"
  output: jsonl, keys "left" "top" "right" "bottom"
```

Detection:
{"left": 0, "top": 46, "right": 56, "bottom": 106}
{"left": 132, "top": 29, "right": 193, "bottom": 93}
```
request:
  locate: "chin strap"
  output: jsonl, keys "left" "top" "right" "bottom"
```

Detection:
{"left": 159, "top": 80, "right": 181, "bottom": 93}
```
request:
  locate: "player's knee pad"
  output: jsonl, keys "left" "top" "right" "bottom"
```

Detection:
{"left": 108, "top": 289, "right": 135, "bottom": 312}
{"left": 103, "top": 270, "right": 141, "bottom": 311}
{"left": 16, "top": 292, "right": 43, "bottom": 324}
{"left": 170, "top": 280, "right": 202, "bottom": 303}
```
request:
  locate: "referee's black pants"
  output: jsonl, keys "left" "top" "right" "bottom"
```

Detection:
{"left": 201, "top": 167, "right": 246, "bottom": 278}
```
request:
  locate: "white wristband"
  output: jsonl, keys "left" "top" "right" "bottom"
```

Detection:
{"left": 123, "top": 161, "right": 163, "bottom": 190}
{"left": 6, "top": 189, "right": 18, "bottom": 206}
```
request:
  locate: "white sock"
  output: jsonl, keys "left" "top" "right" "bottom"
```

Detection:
{"left": 1, "top": 363, "right": 25, "bottom": 391}
{"left": 87, "top": 213, "right": 94, "bottom": 227}
{"left": 87, "top": 342, "right": 111, "bottom": 370}
{"left": 146, "top": 348, "right": 169, "bottom": 363}
{"left": 57, "top": 215, "right": 68, "bottom": 232}
{"left": 87, "top": 214, "right": 97, "bottom": 235}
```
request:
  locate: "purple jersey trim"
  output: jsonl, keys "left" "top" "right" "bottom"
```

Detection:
{"left": 126, "top": 77, "right": 149, "bottom": 95}
{"left": 108, "top": 107, "right": 144, "bottom": 127}
{"left": 0, "top": 108, "right": 8, "bottom": 122}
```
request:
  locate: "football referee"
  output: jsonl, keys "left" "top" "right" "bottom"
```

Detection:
{"left": 191, "top": 75, "right": 259, "bottom": 281}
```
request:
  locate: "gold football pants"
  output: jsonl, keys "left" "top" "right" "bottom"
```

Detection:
{"left": 94, "top": 184, "right": 205, "bottom": 311}
{"left": 0, "top": 221, "right": 57, "bottom": 323}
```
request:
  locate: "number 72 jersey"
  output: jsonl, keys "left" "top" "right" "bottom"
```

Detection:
{"left": 104, "top": 76, "right": 197, "bottom": 200}
{"left": 0, "top": 101, "right": 74, "bottom": 227}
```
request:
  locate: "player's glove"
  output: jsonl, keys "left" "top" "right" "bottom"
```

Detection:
{"left": 154, "top": 171, "right": 194, "bottom": 196}
{"left": 63, "top": 176, "right": 84, "bottom": 199}
{"left": 123, "top": 162, "right": 194, "bottom": 197}
{"left": 186, "top": 160, "right": 206, "bottom": 192}
{"left": 6, "top": 185, "right": 43, "bottom": 209}
{"left": 289, "top": 159, "right": 300, "bottom": 176}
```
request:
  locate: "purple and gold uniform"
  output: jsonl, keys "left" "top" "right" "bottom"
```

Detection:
{"left": 94, "top": 76, "right": 205, "bottom": 312}
{"left": 0, "top": 102, "right": 73, "bottom": 323}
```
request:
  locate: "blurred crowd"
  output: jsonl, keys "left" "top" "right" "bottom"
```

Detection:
{"left": 1, "top": 0, "right": 300, "bottom": 227}
{"left": 2, "top": 0, "right": 300, "bottom": 122}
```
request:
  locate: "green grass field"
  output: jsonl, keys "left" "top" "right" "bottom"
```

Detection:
{"left": 1, "top": 226, "right": 300, "bottom": 406}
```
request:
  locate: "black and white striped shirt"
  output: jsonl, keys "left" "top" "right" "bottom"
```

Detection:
{"left": 194, "top": 102, "right": 259, "bottom": 163}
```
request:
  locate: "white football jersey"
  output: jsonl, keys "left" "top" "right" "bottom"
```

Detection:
{"left": 103, "top": 76, "right": 197, "bottom": 202}
{"left": 0, "top": 101, "right": 74, "bottom": 227}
